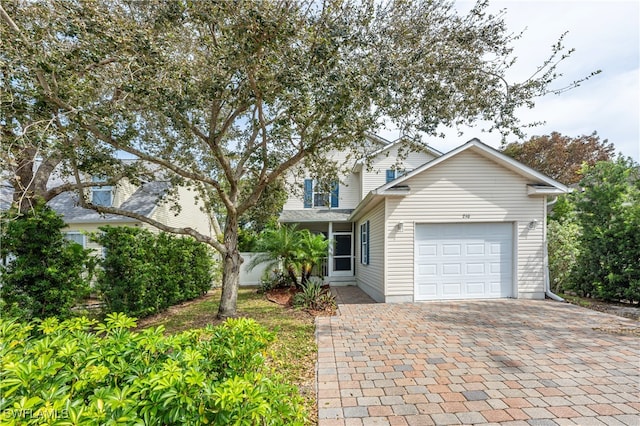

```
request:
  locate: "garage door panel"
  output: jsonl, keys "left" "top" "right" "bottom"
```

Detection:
{"left": 418, "top": 244, "right": 437, "bottom": 256}
{"left": 466, "top": 263, "right": 485, "bottom": 274}
{"left": 442, "top": 263, "right": 461, "bottom": 275}
{"left": 465, "top": 243, "right": 485, "bottom": 255}
{"left": 490, "top": 281, "right": 503, "bottom": 293}
{"left": 442, "top": 282, "right": 462, "bottom": 296}
{"left": 415, "top": 223, "right": 513, "bottom": 301}
{"left": 466, "top": 282, "right": 485, "bottom": 295}
{"left": 418, "top": 264, "right": 437, "bottom": 276}
{"left": 442, "top": 244, "right": 461, "bottom": 256}
{"left": 417, "top": 284, "right": 437, "bottom": 297}
{"left": 490, "top": 242, "right": 508, "bottom": 255}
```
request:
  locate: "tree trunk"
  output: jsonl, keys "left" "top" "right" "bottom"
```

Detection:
{"left": 217, "top": 213, "right": 243, "bottom": 319}
{"left": 11, "top": 150, "right": 61, "bottom": 213}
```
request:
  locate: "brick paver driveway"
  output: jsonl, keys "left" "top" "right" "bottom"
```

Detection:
{"left": 316, "top": 299, "right": 639, "bottom": 425}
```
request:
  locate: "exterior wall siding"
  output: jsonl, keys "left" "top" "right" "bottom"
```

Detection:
{"left": 148, "top": 186, "right": 213, "bottom": 238}
{"left": 355, "top": 201, "right": 386, "bottom": 302}
{"left": 384, "top": 150, "right": 546, "bottom": 300}
{"left": 112, "top": 179, "right": 138, "bottom": 208}
{"left": 63, "top": 222, "right": 139, "bottom": 256}
{"left": 360, "top": 147, "right": 436, "bottom": 199}
{"left": 282, "top": 151, "right": 361, "bottom": 210}
{"left": 282, "top": 142, "right": 435, "bottom": 211}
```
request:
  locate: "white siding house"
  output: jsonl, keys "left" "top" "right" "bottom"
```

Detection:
{"left": 281, "top": 136, "right": 568, "bottom": 303}
{"left": 48, "top": 179, "right": 213, "bottom": 255}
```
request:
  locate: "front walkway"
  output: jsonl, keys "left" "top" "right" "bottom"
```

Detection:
{"left": 316, "top": 290, "right": 640, "bottom": 425}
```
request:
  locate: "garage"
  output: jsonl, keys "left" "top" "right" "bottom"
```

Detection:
{"left": 415, "top": 223, "right": 513, "bottom": 301}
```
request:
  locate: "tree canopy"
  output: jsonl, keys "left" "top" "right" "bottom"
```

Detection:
{"left": 502, "top": 132, "right": 615, "bottom": 185}
{"left": 1, "top": 0, "right": 594, "bottom": 317}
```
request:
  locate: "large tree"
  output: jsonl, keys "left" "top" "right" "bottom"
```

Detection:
{"left": 1, "top": 0, "right": 595, "bottom": 318}
{"left": 502, "top": 132, "right": 614, "bottom": 185}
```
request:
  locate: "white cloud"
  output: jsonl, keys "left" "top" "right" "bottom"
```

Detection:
{"left": 385, "top": 0, "right": 640, "bottom": 161}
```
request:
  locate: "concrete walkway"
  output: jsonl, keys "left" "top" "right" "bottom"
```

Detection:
{"left": 316, "top": 289, "right": 640, "bottom": 425}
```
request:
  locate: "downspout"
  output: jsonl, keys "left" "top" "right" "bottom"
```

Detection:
{"left": 544, "top": 196, "right": 565, "bottom": 302}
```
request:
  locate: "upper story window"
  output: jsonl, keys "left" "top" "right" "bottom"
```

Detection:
{"left": 304, "top": 179, "right": 339, "bottom": 208}
{"left": 385, "top": 168, "right": 413, "bottom": 183}
{"left": 91, "top": 176, "right": 113, "bottom": 206}
{"left": 64, "top": 232, "right": 86, "bottom": 248}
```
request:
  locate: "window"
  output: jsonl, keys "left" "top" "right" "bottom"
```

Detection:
{"left": 65, "top": 232, "right": 86, "bottom": 248}
{"left": 385, "top": 169, "right": 413, "bottom": 183}
{"left": 303, "top": 179, "right": 339, "bottom": 208}
{"left": 91, "top": 176, "right": 113, "bottom": 206}
{"left": 360, "top": 221, "right": 369, "bottom": 265}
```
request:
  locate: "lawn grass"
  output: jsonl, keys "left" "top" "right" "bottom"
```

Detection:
{"left": 138, "top": 288, "right": 319, "bottom": 424}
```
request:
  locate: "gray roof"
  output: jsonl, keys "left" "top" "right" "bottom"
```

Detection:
{"left": 279, "top": 209, "right": 354, "bottom": 223}
{"left": 48, "top": 181, "right": 169, "bottom": 223}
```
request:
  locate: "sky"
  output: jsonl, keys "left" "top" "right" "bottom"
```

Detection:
{"left": 379, "top": 0, "right": 640, "bottom": 161}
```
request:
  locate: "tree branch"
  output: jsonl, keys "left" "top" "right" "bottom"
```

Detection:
{"left": 77, "top": 198, "right": 226, "bottom": 254}
{"left": 0, "top": 4, "right": 20, "bottom": 33}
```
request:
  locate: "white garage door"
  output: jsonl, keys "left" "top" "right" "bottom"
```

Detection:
{"left": 415, "top": 223, "right": 513, "bottom": 301}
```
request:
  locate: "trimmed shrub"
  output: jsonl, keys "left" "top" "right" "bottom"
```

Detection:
{"left": 0, "top": 203, "right": 94, "bottom": 320}
{"left": 95, "top": 227, "right": 216, "bottom": 317}
{"left": 0, "top": 314, "right": 307, "bottom": 425}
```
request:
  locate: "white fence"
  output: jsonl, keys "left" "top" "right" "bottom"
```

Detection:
{"left": 239, "top": 252, "right": 271, "bottom": 286}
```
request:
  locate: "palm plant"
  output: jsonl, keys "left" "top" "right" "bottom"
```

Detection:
{"left": 298, "top": 230, "right": 329, "bottom": 285}
{"left": 247, "top": 225, "right": 304, "bottom": 286}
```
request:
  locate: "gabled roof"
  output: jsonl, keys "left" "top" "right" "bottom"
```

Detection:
{"left": 48, "top": 181, "right": 169, "bottom": 224}
{"left": 353, "top": 136, "right": 443, "bottom": 171}
{"left": 378, "top": 138, "right": 568, "bottom": 192}
{"left": 350, "top": 138, "right": 569, "bottom": 221}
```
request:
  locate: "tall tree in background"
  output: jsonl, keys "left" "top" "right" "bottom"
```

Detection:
{"left": 0, "top": 1, "right": 140, "bottom": 212}
{"left": 502, "top": 132, "right": 614, "bottom": 185}
{"left": 1, "top": 0, "right": 596, "bottom": 318}
{"left": 573, "top": 158, "right": 640, "bottom": 302}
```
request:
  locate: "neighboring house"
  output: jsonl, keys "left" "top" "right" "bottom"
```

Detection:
{"left": 280, "top": 136, "right": 568, "bottom": 303}
{"left": 47, "top": 178, "right": 214, "bottom": 255}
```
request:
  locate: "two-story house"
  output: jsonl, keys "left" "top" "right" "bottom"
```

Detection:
{"left": 47, "top": 175, "right": 213, "bottom": 255}
{"left": 280, "top": 135, "right": 568, "bottom": 303}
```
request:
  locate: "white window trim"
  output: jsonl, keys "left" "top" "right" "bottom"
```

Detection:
{"left": 91, "top": 176, "right": 113, "bottom": 206}
{"left": 65, "top": 232, "right": 86, "bottom": 248}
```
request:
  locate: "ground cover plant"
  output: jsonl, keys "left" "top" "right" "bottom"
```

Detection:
{"left": 137, "top": 288, "right": 318, "bottom": 424}
{"left": 0, "top": 311, "right": 307, "bottom": 425}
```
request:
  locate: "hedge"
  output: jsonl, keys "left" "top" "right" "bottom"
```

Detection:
{"left": 95, "top": 227, "right": 216, "bottom": 318}
{"left": 0, "top": 314, "right": 307, "bottom": 425}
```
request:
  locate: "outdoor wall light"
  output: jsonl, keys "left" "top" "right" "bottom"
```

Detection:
{"left": 396, "top": 222, "right": 404, "bottom": 232}
{"left": 528, "top": 219, "right": 538, "bottom": 230}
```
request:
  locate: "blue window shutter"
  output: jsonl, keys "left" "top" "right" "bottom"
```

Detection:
{"left": 330, "top": 181, "right": 339, "bottom": 208}
{"left": 386, "top": 169, "right": 395, "bottom": 183}
{"left": 366, "top": 220, "right": 370, "bottom": 263}
{"left": 303, "top": 179, "right": 313, "bottom": 208}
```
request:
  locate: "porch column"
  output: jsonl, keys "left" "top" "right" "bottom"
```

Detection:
{"left": 327, "top": 221, "right": 333, "bottom": 278}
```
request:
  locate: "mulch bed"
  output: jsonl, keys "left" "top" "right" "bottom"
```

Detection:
{"left": 265, "top": 285, "right": 336, "bottom": 316}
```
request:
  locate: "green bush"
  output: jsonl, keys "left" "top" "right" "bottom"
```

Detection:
{"left": 95, "top": 227, "right": 216, "bottom": 318}
{"left": 573, "top": 158, "right": 640, "bottom": 302}
{"left": 0, "top": 203, "right": 95, "bottom": 320}
{"left": 547, "top": 219, "right": 581, "bottom": 293}
{"left": 0, "top": 314, "right": 307, "bottom": 425}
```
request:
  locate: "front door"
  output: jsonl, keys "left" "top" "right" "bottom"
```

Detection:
{"left": 332, "top": 233, "right": 353, "bottom": 276}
